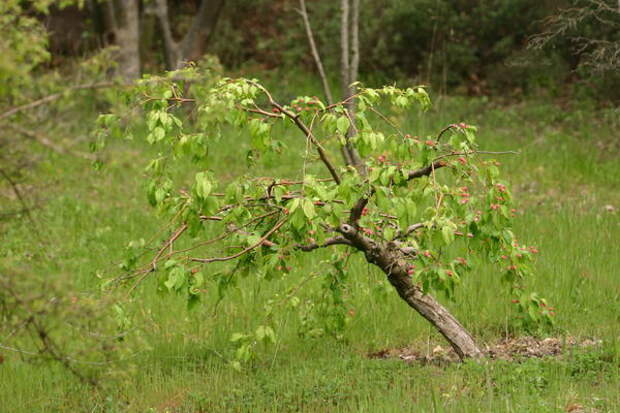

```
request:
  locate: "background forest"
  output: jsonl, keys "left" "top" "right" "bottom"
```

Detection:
{"left": 1, "top": 1, "right": 620, "bottom": 412}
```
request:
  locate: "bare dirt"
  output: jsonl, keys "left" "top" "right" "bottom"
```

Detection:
{"left": 368, "top": 336, "right": 603, "bottom": 365}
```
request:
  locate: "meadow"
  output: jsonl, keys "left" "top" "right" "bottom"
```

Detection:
{"left": 1, "top": 82, "right": 619, "bottom": 412}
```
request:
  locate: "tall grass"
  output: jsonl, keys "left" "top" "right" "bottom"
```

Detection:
{"left": 1, "top": 89, "right": 619, "bottom": 412}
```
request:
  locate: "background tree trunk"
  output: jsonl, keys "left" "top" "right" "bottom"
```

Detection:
{"left": 105, "top": 0, "right": 141, "bottom": 79}
{"left": 340, "top": 0, "right": 363, "bottom": 173}
{"left": 154, "top": 0, "right": 226, "bottom": 70}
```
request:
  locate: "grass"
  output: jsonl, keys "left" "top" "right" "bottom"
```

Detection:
{"left": 1, "top": 82, "right": 619, "bottom": 412}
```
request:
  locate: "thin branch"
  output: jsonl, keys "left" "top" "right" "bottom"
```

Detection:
{"left": 298, "top": 0, "right": 334, "bottom": 104}
{"left": 0, "top": 168, "right": 36, "bottom": 227}
{"left": 8, "top": 124, "right": 95, "bottom": 160}
{"left": 0, "top": 74, "right": 206, "bottom": 121}
{"left": 368, "top": 106, "right": 405, "bottom": 138}
{"left": 150, "top": 224, "right": 188, "bottom": 270}
{"left": 248, "top": 82, "right": 341, "bottom": 184}
{"left": 395, "top": 222, "right": 425, "bottom": 240}
{"left": 296, "top": 236, "right": 353, "bottom": 251}
{"left": 191, "top": 218, "right": 286, "bottom": 263}
{"left": 407, "top": 160, "right": 448, "bottom": 181}
{"left": 0, "top": 81, "right": 115, "bottom": 121}
{"left": 436, "top": 124, "right": 457, "bottom": 142}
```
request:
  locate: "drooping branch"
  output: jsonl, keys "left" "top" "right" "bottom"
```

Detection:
{"left": 0, "top": 81, "right": 115, "bottom": 121}
{"left": 0, "top": 74, "right": 210, "bottom": 122}
{"left": 8, "top": 124, "right": 95, "bottom": 160}
{"left": 249, "top": 82, "right": 341, "bottom": 184}
{"left": 190, "top": 218, "right": 286, "bottom": 264}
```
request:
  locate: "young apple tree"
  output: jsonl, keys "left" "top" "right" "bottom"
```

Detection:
{"left": 100, "top": 67, "right": 552, "bottom": 363}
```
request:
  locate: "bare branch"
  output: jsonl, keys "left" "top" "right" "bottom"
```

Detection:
{"left": 407, "top": 160, "right": 448, "bottom": 181}
{"left": 396, "top": 223, "right": 425, "bottom": 240}
{"left": 248, "top": 82, "right": 341, "bottom": 184}
{"left": 296, "top": 236, "right": 353, "bottom": 251}
{"left": 0, "top": 168, "right": 36, "bottom": 227}
{"left": 0, "top": 82, "right": 115, "bottom": 121}
{"left": 191, "top": 218, "right": 286, "bottom": 264}
{"left": 8, "top": 124, "right": 95, "bottom": 160}
{"left": 150, "top": 224, "right": 188, "bottom": 270}
{"left": 298, "top": 0, "right": 334, "bottom": 104}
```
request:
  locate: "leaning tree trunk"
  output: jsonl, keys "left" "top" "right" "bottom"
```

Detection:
{"left": 298, "top": 0, "right": 482, "bottom": 359}
{"left": 337, "top": 224, "right": 484, "bottom": 359}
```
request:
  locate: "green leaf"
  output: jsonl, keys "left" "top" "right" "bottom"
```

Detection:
{"left": 289, "top": 198, "right": 301, "bottom": 213}
{"left": 255, "top": 325, "right": 275, "bottom": 344}
{"left": 195, "top": 172, "right": 212, "bottom": 199}
{"left": 336, "top": 116, "right": 350, "bottom": 135}
{"left": 153, "top": 126, "right": 165, "bottom": 141}
{"left": 442, "top": 225, "right": 455, "bottom": 245}
{"left": 165, "top": 267, "right": 186, "bottom": 292}
{"left": 302, "top": 199, "right": 316, "bottom": 219}
{"left": 230, "top": 333, "right": 246, "bottom": 342}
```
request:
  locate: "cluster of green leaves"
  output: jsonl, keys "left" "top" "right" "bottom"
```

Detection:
{"left": 99, "top": 67, "right": 551, "bottom": 365}
{"left": 0, "top": 0, "right": 81, "bottom": 97}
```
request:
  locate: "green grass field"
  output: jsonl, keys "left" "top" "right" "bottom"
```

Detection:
{"left": 1, "top": 87, "right": 619, "bottom": 412}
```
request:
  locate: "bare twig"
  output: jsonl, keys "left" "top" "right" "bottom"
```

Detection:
{"left": 296, "top": 236, "right": 353, "bottom": 251}
{"left": 0, "top": 81, "right": 115, "bottom": 121}
{"left": 191, "top": 218, "right": 286, "bottom": 263}
{"left": 8, "top": 124, "right": 95, "bottom": 160}
{"left": 298, "top": 0, "right": 334, "bottom": 104}
{"left": 0, "top": 168, "right": 36, "bottom": 227}
{"left": 150, "top": 224, "right": 188, "bottom": 270}
{"left": 248, "top": 82, "right": 341, "bottom": 184}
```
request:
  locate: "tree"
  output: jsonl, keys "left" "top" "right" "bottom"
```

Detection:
{"left": 103, "top": 0, "right": 141, "bottom": 79}
{"left": 100, "top": 65, "right": 552, "bottom": 362}
{"left": 530, "top": 0, "right": 620, "bottom": 74}
{"left": 151, "top": 0, "right": 226, "bottom": 70}
{"left": 298, "top": 0, "right": 362, "bottom": 171}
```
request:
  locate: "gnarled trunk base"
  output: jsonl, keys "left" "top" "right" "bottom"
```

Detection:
{"left": 337, "top": 223, "right": 483, "bottom": 360}
{"left": 386, "top": 270, "right": 483, "bottom": 360}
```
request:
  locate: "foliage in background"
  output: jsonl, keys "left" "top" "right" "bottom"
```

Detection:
{"left": 530, "top": 0, "right": 620, "bottom": 102}
{"left": 29, "top": 0, "right": 620, "bottom": 102}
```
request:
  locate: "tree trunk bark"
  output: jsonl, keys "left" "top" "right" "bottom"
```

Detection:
{"left": 107, "top": 0, "right": 141, "bottom": 79}
{"left": 155, "top": 0, "right": 226, "bottom": 70}
{"left": 337, "top": 223, "right": 484, "bottom": 360}
{"left": 179, "top": 0, "right": 226, "bottom": 65}
{"left": 339, "top": 0, "right": 363, "bottom": 173}
{"left": 385, "top": 267, "right": 484, "bottom": 359}
{"left": 153, "top": 0, "right": 180, "bottom": 69}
